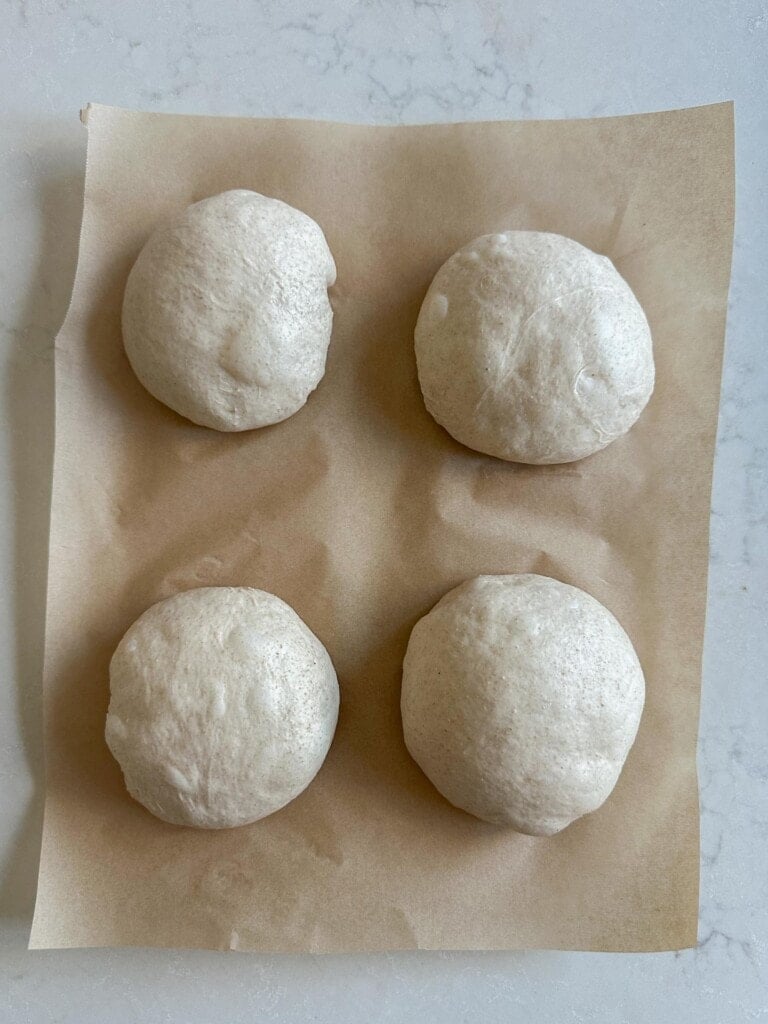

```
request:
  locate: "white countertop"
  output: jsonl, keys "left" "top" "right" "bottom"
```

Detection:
{"left": 1, "top": 2, "right": 765, "bottom": 1021}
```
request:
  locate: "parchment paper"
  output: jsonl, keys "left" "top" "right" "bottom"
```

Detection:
{"left": 30, "top": 102, "right": 734, "bottom": 952}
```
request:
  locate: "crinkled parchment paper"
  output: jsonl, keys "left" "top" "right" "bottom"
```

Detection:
{"left": 30, "top": 102, "right": 734, "bottom": 952}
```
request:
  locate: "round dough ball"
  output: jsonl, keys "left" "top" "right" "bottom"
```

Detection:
{"left": 122, "top": 190, "right": 336, "bottom": 431}
{"left": 414, "top": 231, "right": 654, "bottom": 464}
{"left": 105, "top": 587, "right": 339, "bottom": 828}
{"left": 401, "top": 574, "right": 645, "bottom": 835}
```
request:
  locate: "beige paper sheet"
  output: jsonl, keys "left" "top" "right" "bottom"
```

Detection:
{"left": 30, "top": 102, "right": 734, "bottom": 953}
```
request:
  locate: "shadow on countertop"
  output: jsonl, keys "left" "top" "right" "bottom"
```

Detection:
{"left": 0, "top": 121, "right": 85, "bottom": 924}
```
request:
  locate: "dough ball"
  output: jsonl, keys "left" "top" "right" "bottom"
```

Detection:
{"left": 401, "top": 574, "right": 645, "bottom": 835}
{"left": 414, "top": 231, "right": 654, "bottom": 464}
{"left": 122, "top": 190, "right": 336, "bottom": 431}
{"left": 105, "top": 587, "right": 339, "bottom": 828}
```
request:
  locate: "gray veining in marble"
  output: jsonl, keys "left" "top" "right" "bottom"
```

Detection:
{"left": 0, "top": 2, "right": 766, "bottom": 1021}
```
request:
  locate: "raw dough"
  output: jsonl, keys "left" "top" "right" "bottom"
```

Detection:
{"left": 122, "top": 189, "right": 336, "bottom": 431}
{"left": 400, "top": 574, "right": 645, "bottom": 835}
{"left": 105, "top": 587, "right": 339, "bottom": 828}
{"left": 414, "top": 231, "right": 654, "bottom": 463}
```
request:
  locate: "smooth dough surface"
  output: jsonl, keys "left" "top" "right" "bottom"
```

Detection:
{"left": 122, "top": 189, "right": 336, "bottom": 431}
{"left": 401, "top": 574, "right": 645, "bottom": 835}
{"left": 106, "top": 587, "right": 339, "bottom": 828}
{"left": 414, "top": 231, "right": 654, "bottom": 464}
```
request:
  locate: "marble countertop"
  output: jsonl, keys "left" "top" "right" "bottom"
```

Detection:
{"left": 0, "top": 2, "right": 765, "bottom": 1021}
